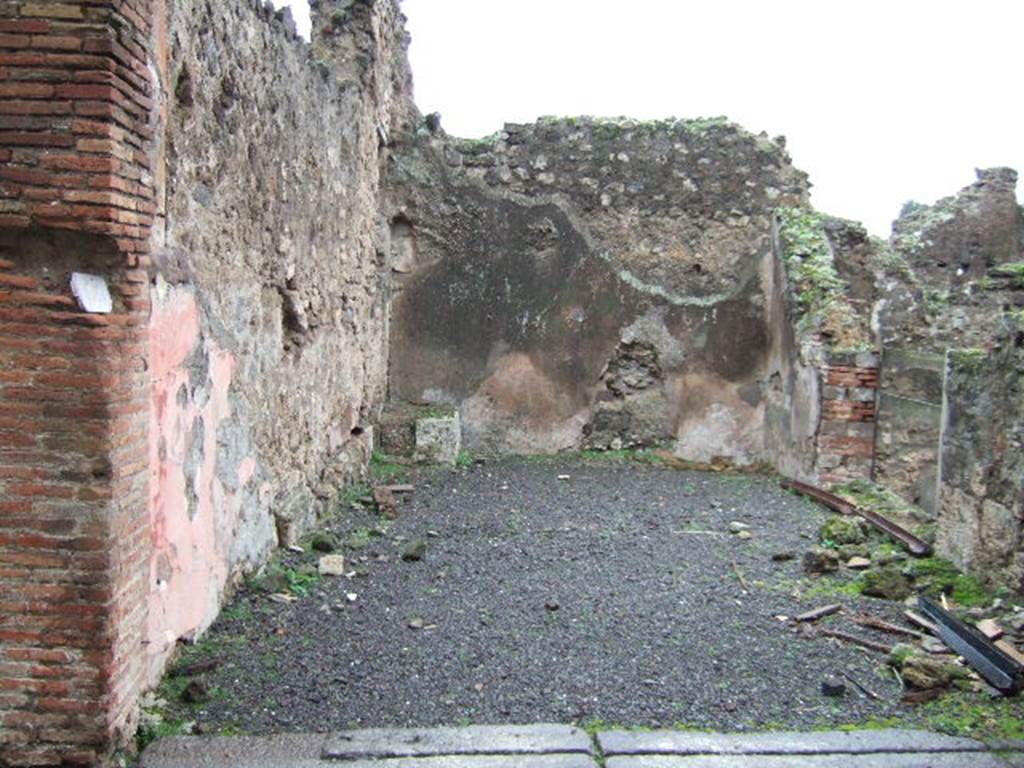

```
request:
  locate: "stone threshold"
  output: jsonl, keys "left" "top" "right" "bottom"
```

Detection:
{"left": 139, "top": 724, "right": 1024, "bottom": 767}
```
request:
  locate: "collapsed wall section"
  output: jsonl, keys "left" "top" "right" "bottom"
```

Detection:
{"left": 387, "top": 117, "right": 809, "bottom": 463}
{"left": 765, "top": 210, "right": 881, "bottom": 485}
{"left": 876, "top": 168, "right": 1024, "bottom": 514}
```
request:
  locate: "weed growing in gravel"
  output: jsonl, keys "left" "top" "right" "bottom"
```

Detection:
{"left": 833, "top": 691, "right": 1024, "bottom": 743}
{"left": 370, "top": 450, "right": 407, "bottom": 481}
{"left": 909, "top": 557, "right": 991, "bottom": 607}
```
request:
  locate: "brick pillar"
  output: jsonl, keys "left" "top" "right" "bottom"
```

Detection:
{"left": 816, "top": 352, "right": 879, "bottom": 486}
{"left": 0, "top": 1, "right": 157, "bottom": 764}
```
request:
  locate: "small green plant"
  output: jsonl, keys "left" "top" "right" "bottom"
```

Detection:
{"left": 948, "top": 347, "right": 988, "bottom": 376}
{"left": 910, "top": 556, "right": 990, "bottom": 607}
{"left": 370, "top": 450, "right": 406, "bottom": 481}
{"left": 455, "top": 450, "right": 474, "bottom": 468}
{"left": 284, "top": 567, "right": 318, "bottom": 598}
{"left": 991, "top": 260, "right": 1024, "bottom": 288}
{"left": 775, "top": 207, "right": 869, "bottom": 348}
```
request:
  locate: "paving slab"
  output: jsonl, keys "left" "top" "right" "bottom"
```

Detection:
{"left": 323, "top": 757, "right": 595, "bottom": 768}
{"left": 322, "top": 724, "right": 592, "bottom": 759}
{"left": 606, "top": 754, "right": 1011, "bottom": 768}
{"left": 139, "top": 734, "right": 328, "bottom": 768}
{"left": 598, "top": 729, "right": 987, "bottom": 756}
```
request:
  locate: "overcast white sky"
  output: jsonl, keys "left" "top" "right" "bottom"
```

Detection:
{"left": 277, "top": 0, "right": 1020, "bottom": 236}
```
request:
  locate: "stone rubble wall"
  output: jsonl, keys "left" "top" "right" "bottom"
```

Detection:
{"left": 875, "top": 168, "right": 1024, "bottom": 514}
{"left": 0, "top": 0, "right": 415, "bottom": 764}
{"left": 938, "top": 323, "right": 1024, "bottom": 593}
{"left": 148, "top": 0, "right": 413, "bottom": 684}
{"left": 386, "top": 117, "right": 810, "bottom": 464}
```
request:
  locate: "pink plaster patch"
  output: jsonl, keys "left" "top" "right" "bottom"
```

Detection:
{"left": 145, "top": 283, "right": 256, "bottom": 685}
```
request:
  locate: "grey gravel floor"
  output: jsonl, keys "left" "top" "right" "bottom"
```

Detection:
{"left": 168, "top": 458, "right": 931, "bottom": 734}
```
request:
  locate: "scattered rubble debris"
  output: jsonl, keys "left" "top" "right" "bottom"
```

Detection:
{"left": 795, "top": 604, "right": 841, "bottom": 623}
{"left": 781, "top": 479, "right": 932, "bottom": 556}
{"left": 918, "top": 596, "right": 1024, "bottom": 695}
{"left": 821, "top": 675, "right": 846, "bottom": 697}
{"left": 892, "top": 647, "right": 969, "bottom": 692}
{"left": 401, "top": 540, "right": 427, "bottom": 562}
{"left": 977, "top": 619, "right": 1004, "bottom": 640}
{"left": 373, "top": 485, "right": 399, "bottom": 518}
{"left": 861, "top": 565, "right": 913, "bottom": 601}
{"left": 318, "top": 554, "right": 347, "bottom": 576}
{"left": 803, "top": 548, "right": 840, "bottom": 575}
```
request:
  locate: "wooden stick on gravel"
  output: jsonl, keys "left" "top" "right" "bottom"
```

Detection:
{"left": 853, "top": 613, "right": 924, "bottom": 639}
{"left": 820, "top": 628, "right": 893, "bottom": 654}
{"left": 841, "top": 671, "right": 882, "bottom": 701}
{"left": 731, "top": 559, "right": 750, "bottom": 590}
{"left": 904, "top": 610, "right": 939, "bottom": 635}
{"left": 795, "top": 604, "right": 841, "bottom": 623}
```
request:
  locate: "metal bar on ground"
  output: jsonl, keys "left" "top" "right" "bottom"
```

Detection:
{"left": 917, "top": 596, "right": 1024, "bottom": 695}
{"left": 780, "top": 479, "right": 932, "bottom": 556}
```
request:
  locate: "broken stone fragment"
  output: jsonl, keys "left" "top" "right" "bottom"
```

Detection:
{"left": 401, "top": 540, "right": 427, "bottom": 562}
{"left": 803, "top": 548, "right": 840, "bottom": 575}
{"left": 901, "top": 654, "right": 968, "bottom": 690}
{"left": 728, "top": 521, "right": 750, "bottom": 533}
{"left": 820, "top": 675, "right": 846, "bottom": 697}
{"left": 819, "top": 515, "right": 870, "bottom": 546}
{"left": 318, "top": 554, "right": 347, "bottom": 576}
{"left": 861, "top": 565, "right": 913, "bottom": 601}
{"left": 846, "top": 556, "right": 872, "bottom": 570}
{"left": 373, "top": 486, "right": 398, "bottom": 519}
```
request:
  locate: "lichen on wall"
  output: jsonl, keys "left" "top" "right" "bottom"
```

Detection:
{"left": 939, "top": 321, "right": 1024, "bottom": 591}
{"left": 875, "top": 168, "right": 1024, "bottom": 513}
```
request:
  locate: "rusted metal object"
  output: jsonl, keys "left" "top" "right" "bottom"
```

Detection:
{"left": 918, "top": 596, "right": 1024, "bottom": 695}
{"left": 780, "top": 478, "right": 932, "bottom": 556}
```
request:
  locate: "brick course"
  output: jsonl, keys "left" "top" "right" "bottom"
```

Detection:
{"left": 0, "top": 1, "right": 154, "bottom": 764}
{"left": 816, "top": 361, "right": 879, "bottom": 485}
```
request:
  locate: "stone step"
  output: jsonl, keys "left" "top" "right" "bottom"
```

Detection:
{"left": 138, "top": 726, "right": 1024, "bottom": 768}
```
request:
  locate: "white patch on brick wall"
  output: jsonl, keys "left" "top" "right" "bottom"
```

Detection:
{"left": 69, "top": 272, "right": 112, "bottom": 314}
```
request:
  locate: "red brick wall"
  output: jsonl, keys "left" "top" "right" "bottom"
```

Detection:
{"left": 817, "top": 356, "right": 879, "bottom": 486}
{"left": 0, "top": 1, "right": 155, "bottom": 764}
